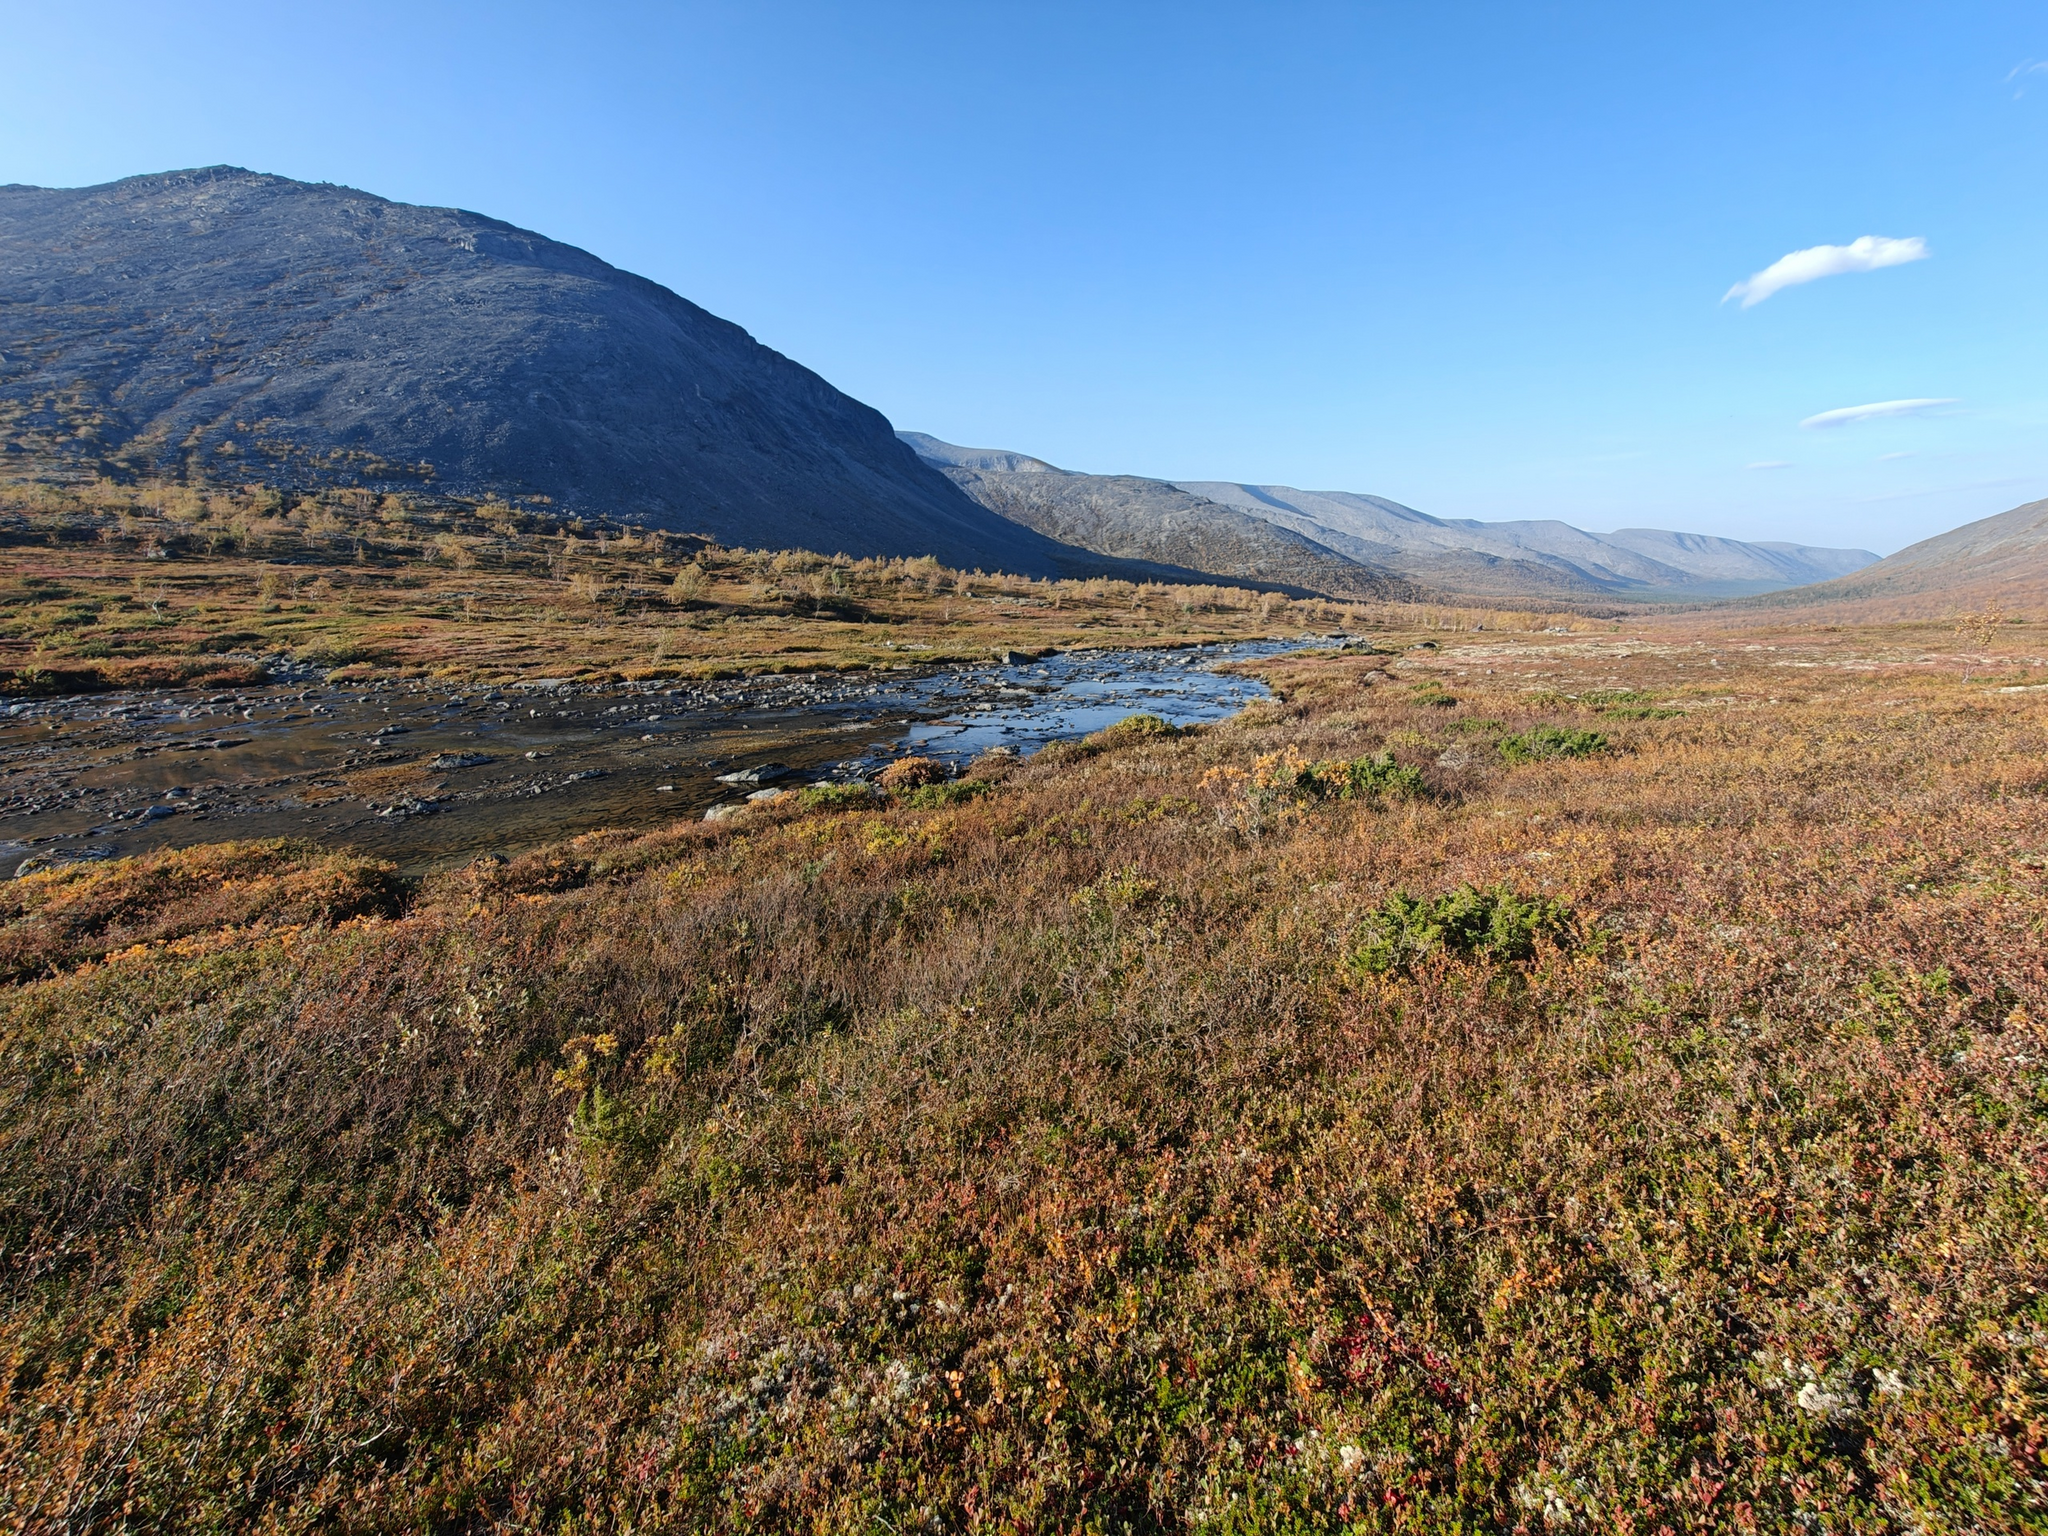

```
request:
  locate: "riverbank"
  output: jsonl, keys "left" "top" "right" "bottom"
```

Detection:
{"left": 2, "top": 640, "right": 1332, "bottom": 877}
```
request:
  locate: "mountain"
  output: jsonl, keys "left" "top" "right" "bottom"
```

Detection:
{"left": 1179, "top": 482, "right": 1878, "bottom": 601}
{"left": 0, "top": 168, "right": 1079, "bottom": 575}
{"left": 899, "top": 434, "right": 1415, "bottom": 600}
{"left": 899, "top": 427, "right": 1878, "bottom": 604}
{"left": 1744, "top": 496, "right": 2048, "bottom": 616}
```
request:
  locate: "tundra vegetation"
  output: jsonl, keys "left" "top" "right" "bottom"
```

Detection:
{"left": 0, "top": 478, "right": 2045, "bottom": 1532}
{"left": 0, "top": 481, "right": 1594, "bottom": 695}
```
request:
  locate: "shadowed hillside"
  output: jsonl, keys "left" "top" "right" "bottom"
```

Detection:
{"left": 901, "top": 433, "right": 1417, "bottom": 601}
{"left": 0, "top": 168, "right": 1086, "bottom": 576}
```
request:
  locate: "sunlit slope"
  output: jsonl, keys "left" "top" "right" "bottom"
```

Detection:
{"left": 1746, "top": 496, "right": 2048, "bottom": 616}
{"left": 1182, "top": 481, "right": 1878, "bottom": 601}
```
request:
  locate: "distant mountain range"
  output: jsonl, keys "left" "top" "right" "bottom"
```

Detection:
{"left": 898, "top": 434, "right": 1414, "bottom": 601}
{"left": 1181, "top": 482, "right": 1877, "bottom": 600}
{"left": 0, "top": 168, "right": 1078, "bottom": 576}
{"left": 905, "top": 434, "right": 1878, "bottom": 603}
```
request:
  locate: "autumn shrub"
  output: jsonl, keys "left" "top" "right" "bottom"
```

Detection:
{"left": 0, "top": 631, "right": 2044, "bottom": 1533}
{"left": 1498, "top": 723, "right": 1608, "bottom": 763}
{"left": 1036, "top": 712, "right": 1184, "bottom": 767}
{"left": 875, "top": 755, "right": 949, "bottom": 791}
{"left": 0, "top": 839, "right": 401, "bottom": 980}
{"left": 1296, "top": 751, "right": 1425, "bottom": 803}
{"left": 1205, "top": 749, "right": 1424, "bottom": 824}
{"left": 1085, "top": 711, "right": 1180, "bottom": 747}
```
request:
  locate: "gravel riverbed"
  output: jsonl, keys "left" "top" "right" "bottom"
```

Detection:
{"left": 3, "top": 639, "right": 1328, "bottom": 876}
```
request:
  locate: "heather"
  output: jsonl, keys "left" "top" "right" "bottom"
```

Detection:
{"left": 0, "top": 633, "right": 2044, "bottom": 1532}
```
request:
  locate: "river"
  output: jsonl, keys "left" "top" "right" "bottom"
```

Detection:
{"left": 1, "top": 637, "right": 1330, "bottom": 877}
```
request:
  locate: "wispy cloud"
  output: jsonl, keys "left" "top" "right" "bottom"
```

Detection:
{"left": 1800, "top": 398, "right": 1956, "bottom": 429}
{"left": 2011, "top": 59, "right": 2048, "bottom": 96}
{"left": 1745, "top": 460, "right": 1791, "bottom": 470}
{"left": 1724, "top": 236, "right": 1928, "bottom": 308}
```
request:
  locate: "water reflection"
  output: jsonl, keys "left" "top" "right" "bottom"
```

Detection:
{"left": 2, "top": 638, "right": 1324, "bottom": 876}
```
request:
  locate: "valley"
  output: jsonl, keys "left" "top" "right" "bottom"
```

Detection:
{"left": 2, "top": 161, "right": 2044, "bottom": 1535}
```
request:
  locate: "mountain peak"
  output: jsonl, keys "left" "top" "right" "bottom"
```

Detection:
{"left": 0, "top": 169, "right": 1073, "bottom": 573}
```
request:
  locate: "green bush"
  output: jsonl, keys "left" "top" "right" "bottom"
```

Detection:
{"left": 1578, "top": 689, "right": 1681, "bottom": 720}
{"left": 1499, "top": 724, "right": 1607, "bottom": 764}
{"left": 1580, "top": 688, "right": 1653, "bottom": 705}
{"left": 1350, "top": 883, "right": 1574, "bottom": 975}
{"left": 796, "top": 781, "right": 876, "bottom": 812}
{"left": 1299, "top": 751, "right": 1425, "bottom": 802}
{"left": 898, "top": 778, "right": 992, "bottom": 810}
{"left": 1085, "top": 712, "right": 1180, "bottom": 747}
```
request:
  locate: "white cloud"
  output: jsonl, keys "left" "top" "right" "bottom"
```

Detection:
{"left": 2013, "top": 60, "right": 2048, "bottom": 96}
{"left": 1800, "top": 398, "right": 1956, "bottom": 429}
{"left": 1745, "top": 460, "right": 1791, "bottom": 470}
{"left": 1724, "top": 236, "right": 1928, "bottom": 308}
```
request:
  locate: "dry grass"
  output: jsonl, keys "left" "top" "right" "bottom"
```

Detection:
{"left": 0, "top": 480, "right": 1492, "bottom": 693}
{"left": 0, "top": 617, "right": 2044, "bottom": 1531}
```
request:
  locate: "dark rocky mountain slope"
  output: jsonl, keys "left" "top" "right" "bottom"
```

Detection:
{"left": 0, "top": 168, "right": 1078, "bottom": 574}
{"left": 899, "top": 434, "right": 1415, "bottom": 601}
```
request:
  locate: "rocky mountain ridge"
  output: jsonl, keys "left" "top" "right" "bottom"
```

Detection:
{"left": 0, "top": 168, "right": 1080, "bottom": 575}
{"left": 1176, "top": 484, "right": 1878, "bottom": 600}
{"left": 899, "top": 433, "right": 1414, "bottom": 601}
{"left": 905, "top": 433, "right": 1878, "bottom": 603}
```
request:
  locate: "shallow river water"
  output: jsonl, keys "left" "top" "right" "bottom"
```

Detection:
{"left": 2, "top": 638, "right": 1325, "bottom": 877}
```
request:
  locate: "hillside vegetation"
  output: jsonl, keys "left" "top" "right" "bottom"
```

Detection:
{"left": 0, "top": 479, "right": 1590, "bottom": 696}
{"left": 1, "top": 607, "right": 2044, "bottom": 1532}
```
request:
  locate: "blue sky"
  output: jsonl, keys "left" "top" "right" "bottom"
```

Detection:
{"left": 5, "top": 2, "right": 2044, "bottom": 553}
